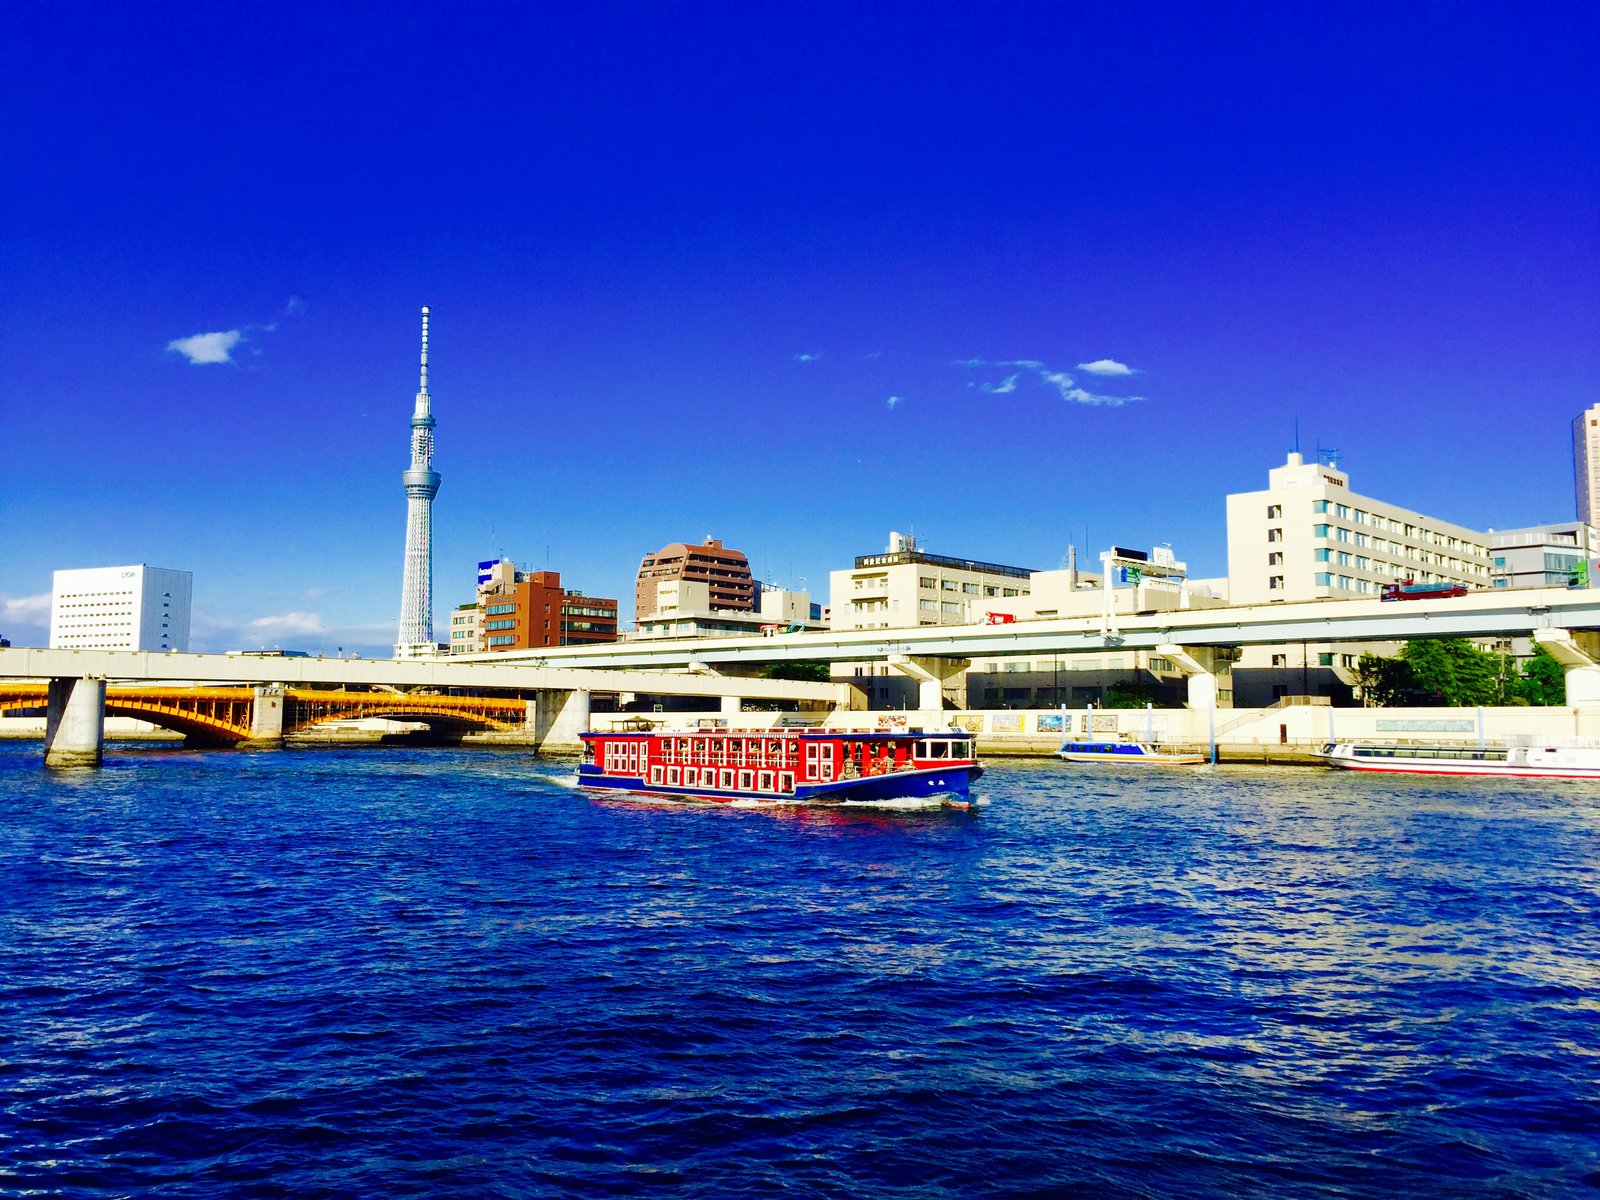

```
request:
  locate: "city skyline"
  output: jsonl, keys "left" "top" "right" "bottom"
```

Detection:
{"left": 4, "top": 5, "right": 1596, "bottom": 656}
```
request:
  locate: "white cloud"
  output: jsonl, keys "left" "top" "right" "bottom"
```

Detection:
{"left": 1077, "top": 358, "right": 1136, "bottom": 376}
{"left": 1064, "top": 386, "right": 1140, "bottom": 406}
{"left": 1, "top": 594, "right": 51, "bottom": 648}
{"left": 188, "top": 607, "right": 394, "bottom": 654}
{"left": 793, "top": 352, "right": 821, "bottom": 363}
{"left": 2, "top": 593, "right": 50, "bottom": 621}
{"left": 168, "top": 330, "right": 242, "bottom": 365}
{"left": 886, "top": 395, "right": 902, "bottom": 409}
{"left": 248, "top": 611, "right": 324, "bottom": 635}
{"left": 960, "top": 357, "right": 1143, "bottom": 407}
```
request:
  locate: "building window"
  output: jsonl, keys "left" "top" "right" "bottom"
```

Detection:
{"left": 1268, "top": 576, "right": 1284, "bottom": 590}
{"left": 1314, "top": 524, "right": 1331, "bottom": 538}
{"left": 1318, "top": 652, "right": 1334, "bottom": 666}
{"left": 1315, "top": 548, "right": 1330, "bottom": 562}
{"left": 1313, "top": 500, "right": 1329, "bottom": 514}
{"left": 1267, "top": 528, "right": 1283, "bottom": 543}
{"left": 1266, "top": 504, "right": 1282, "bottom": 518}
{"left": 1267, "top": 552, "right": 1283, "bottom": 566}
{"left": 920, "top": 577, "right": 936, "bottom": 589}
{"left": 1271, "top": 654, "right": 1287, "bottom": 667}
{"left": 1315, "top": 572, "right": 1332, "bottom": 586}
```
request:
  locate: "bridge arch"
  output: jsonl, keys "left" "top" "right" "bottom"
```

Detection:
{"left": 283, "top": 690, "right": 526, "bottom": 735}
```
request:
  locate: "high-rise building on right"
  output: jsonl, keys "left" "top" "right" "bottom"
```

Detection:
{"left": 1573, "top": 403, "right": 1600, "bottom": 525}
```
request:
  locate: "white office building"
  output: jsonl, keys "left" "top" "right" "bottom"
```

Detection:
{"left": 1574, "top": 403, "right": 1600, "bottom": 526}
{"left": 49, "top": 565, "right": 193, "bottom": 651}
{"left": 1486, "top": 522, "right": 1600, "bottom": 590}
{"left": 1226, "top": 452, "right": 1491, "bottom": 606}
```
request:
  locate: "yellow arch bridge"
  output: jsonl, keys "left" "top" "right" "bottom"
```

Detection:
{"left": 0, "top": 685, "right": 530, "bottom": 745}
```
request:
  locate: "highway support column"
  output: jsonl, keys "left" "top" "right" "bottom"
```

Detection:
{"left": 1157, "top": 643, "right": 1230, "bottom": 711}
{"left": 1532, "top": 629, "right": 1600, "bottom": 708}
{"left": 533, "top": 689, "right": 591, "bottom": 751}
{"left": 888, "top": 654, "right": 969, "bottom": 721}
{"left": 44, "top": 677, "right": 105, "bottom": 769}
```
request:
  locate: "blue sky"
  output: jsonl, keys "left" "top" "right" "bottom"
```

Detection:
{"left": 4, "top": 3, "right": 1596, "bottom": 654}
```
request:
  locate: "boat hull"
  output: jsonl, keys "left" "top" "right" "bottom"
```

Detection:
{"left": 1320, "top": 756, "right": 1600, "bottom": 780}
{"left": 577, "top": 762, "right": 981, "bottom": 804}
{"left": 1319, "top": 742, "right": 1600, "bottom": 780}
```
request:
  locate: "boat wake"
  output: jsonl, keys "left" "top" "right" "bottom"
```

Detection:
{"left": 840, "top": 795, "right": 955, "bottom": 811}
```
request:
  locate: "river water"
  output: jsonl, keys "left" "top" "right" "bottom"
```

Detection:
{"left": 2, "top": 743, "right": 1597, "bottom": 1198}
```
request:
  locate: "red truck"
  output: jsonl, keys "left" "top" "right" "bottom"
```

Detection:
{"left": 1380, "top": 580, "right": 1469, "bottom": 602}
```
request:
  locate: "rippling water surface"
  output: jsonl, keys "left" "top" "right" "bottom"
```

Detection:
{"left": 2, "top": 743, "right": 1598, "bottom": 1198}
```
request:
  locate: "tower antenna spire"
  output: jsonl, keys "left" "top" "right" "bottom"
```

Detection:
{"left": 396, "top": 306, "right": 442, "bottom": 658}
{"left": 419, "top": 305, "right": 430, "bottom": 396}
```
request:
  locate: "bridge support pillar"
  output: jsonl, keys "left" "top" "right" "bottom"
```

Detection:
{"left": 533, "top": 689, "right": 591, "bottom": 750}
{"left": 888, "top": 655, "right": 969, "bottom": 722}
{"left": 44, "top": 677, "right": 105, "bottom": 769}
{"left": 240, "top": 685, "right": 286, "bottom": 749}
{"left": 1532, "top": 628, "right": 1600, "bottom": 708}
{"left": 1158, "top": 644, "right": 1232, "bottom": 710}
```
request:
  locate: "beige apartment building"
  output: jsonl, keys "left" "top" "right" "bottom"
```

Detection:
{"left": 829, "top": 532, "right": 1033, "bottom": 632}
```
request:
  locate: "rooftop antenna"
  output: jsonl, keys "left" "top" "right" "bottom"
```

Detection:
{"left": 1293, "top": 415, "right": 1301, "bottom": 456}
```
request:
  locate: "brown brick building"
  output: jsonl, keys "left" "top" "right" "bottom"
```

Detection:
{"left": 635, "top": 537, "right": 756, "bottom": 621}
{"left": 473, "top": 561, "right": 618, "bottom": 652}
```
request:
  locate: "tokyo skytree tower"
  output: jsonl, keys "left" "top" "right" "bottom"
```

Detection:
{"left": 395, "top": 306, "right": 441, "bottom": 658}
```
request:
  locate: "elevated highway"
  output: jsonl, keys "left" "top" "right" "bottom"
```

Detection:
{"left": 463, "top": 587, "right": 1600, "bottom": 669}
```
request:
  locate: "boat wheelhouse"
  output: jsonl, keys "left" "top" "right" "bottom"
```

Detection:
{"left": 577, "top": 725, "right": 982, "bottom": 804}
{"left": 1318, "top": 741, "right": 1600, "bottom": 779}
{"left": 1057, "top": 739, "right": 1207, "bottom": 765}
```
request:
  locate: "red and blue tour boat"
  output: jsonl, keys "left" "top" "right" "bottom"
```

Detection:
{"left": 577, "top": 723, "right": 983, "bottom": 805}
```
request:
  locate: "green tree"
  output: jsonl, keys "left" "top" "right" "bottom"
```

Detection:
{"left": 762, "top": 661, "right": 831, "bottom": 683}
{"left": 1401, "top": 638, "right": 1518, "bottom": 706}
{"left": 1102, "top": 679, "right": 1158, "bottom": 709}
{"left": 1353, "top": 653, "right": 1416, "bottom": 706}
{"left": 1516, "top": 645, "right": 1567, "bottom": 706}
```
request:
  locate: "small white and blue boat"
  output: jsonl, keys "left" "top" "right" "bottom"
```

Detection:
{"left": 1057, "top": 739, "right": 1207, "bottom": 765}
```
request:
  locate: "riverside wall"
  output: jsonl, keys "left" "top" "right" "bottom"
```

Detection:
{"left": 7, "top": 704, "right": 1600, "bottom": 763}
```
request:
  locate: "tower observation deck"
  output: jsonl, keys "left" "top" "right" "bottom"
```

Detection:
{"left": 395, "top": 307, "right": 442, "bottom": 658}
